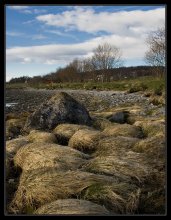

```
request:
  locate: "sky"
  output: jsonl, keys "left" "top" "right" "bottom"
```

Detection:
{"left": 6, "top": 5, "right": 165, "bottom": 82}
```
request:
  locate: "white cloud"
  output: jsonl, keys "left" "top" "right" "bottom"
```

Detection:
{"left": 8, "top": 6, "right": 30, "bottom": 10}
{"left": 36, "top": 7, "right": 165, "bottom": 36}
{"left": 47, "top": 30, "right": 78, "bottom": 40}
{"left": 6, "top": 7, "right": 165, "bottom": 68}
{"left": 8, "top": 6, "right": 47, "bottom": 14}
{"left": 6, "top": 32, "right": 149, "bottom": 66}
{"left": 33, "top": 9, "right": 47, "bottom": 14}
{"left": 32, "top": 34, "right": 47, "bottom": 40}
{"left": 7, "top": 31, "right": 24, "bottom": 37}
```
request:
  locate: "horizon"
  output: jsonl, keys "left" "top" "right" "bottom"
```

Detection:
{"left": 6, "top": 5, "right": 165, "bottom": 82}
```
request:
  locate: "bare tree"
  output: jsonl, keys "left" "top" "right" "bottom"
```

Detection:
{"left": 145, "top": 26, "right": 165, "bottom": 76}
{"left": 91, "top": 42, "right": 124, "bottom": 82}
{"left": 91, "top": 42, "right": 123, "bottom": 69}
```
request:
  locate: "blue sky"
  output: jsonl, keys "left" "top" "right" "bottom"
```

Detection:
{"left": 6, "top": 5, "right": 165, "bottom": 81}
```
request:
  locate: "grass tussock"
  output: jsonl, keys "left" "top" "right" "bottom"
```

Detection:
{"left": 6, "top": 136, "right": 30, "bottom": 156}
{"left": 91, "top": 117, "right": 113, "bottom": 130}
{"left": 95, "top": 136, "right": 139, "bottom": 157}
{"left": 149, "top": 95, "right": 165, "bottom": 106}
{"left": 14, "top": 143, "right": 90, "bottom": 172}
{"left": 68, "top": 129, "right": 102, "bottom": 154}
{"left": 34, "top": 199, "right": 110, "bottom": 215}
{"left": 133, "top": 133, "right": 165, "bottom": 154}
{"left": 53, "top": 123, "right": 91, "bottom": 145}
{"left": 134, "top": 119, "right": 165, "bottom": 137}
{"left": 102, "top": 124, "right": 144, "bottom": 139}
{"left": 9, "top": 169, "right": 114, "bottom": 214}
{"left": 6, "top": 118, "right": 26, "bottom": 140}
{"left": 27, "top": 130, "right": 57, "bottom": 144}
{"left": 82, "top": 153, "right": 150, "bottom": 184}
{"left": 81, "top": 183, "right": 140, "bottom": 214}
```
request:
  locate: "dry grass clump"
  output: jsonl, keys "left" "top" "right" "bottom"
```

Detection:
{"left": 92, "top": 111, "right": 114, "bottom": 119}
{"left": 82, "top": 153, "right": 149, "bottom": 184}
{"left": 6, "top": 113, "right": 20, "bottom": 121}
{"left": 6, "top": 118, "right": 26, "bottom": 140}
{"left": 133, "top": 132, "right": 165, "bottom": 154}
{"left": 133, "top": 133, "right": 165, "bottom": 172}
{"left": 53, "top": 123, "right": 91, "bottom": 145}
{"left": 27, "top": 130, "right": 57, "bottom": 144}
{"left": 149, "top": 95, "right": 165, "bottom": 106}
{"left": 6, "top": 136, "right": 30, "bottom": 156}
{"left": 102, "top": 124, "right": 144, "bottom": 139}
{"left": 137, "top": 170, "right": 165, "bottom": 214}
{"left": 134, "top": 120, "right": 165, "bottom": 137}
{"left": 14, "top": 143, "right": 90, "bottom": 172}
{"left": 138, "top": 188, "right": 165, "bottom": 214}
{"left": 34, "top": 199, "right": 110, "bottom": 215}
{"left": 82, "top": 183, "right": 140, "bottom": 214}
{"left": 95, "top": 136, "right": 139, "bottom": 157}
{"left": 9, "top": 169, "right": 114, "bottom": 214}
{"left": 68, "top": 129, "right": 102, "bottom": 154}
{"left": 91, "top": 117, "right": 113, "bottom": 130}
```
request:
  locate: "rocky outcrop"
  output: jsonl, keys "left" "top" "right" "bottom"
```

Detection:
{"left": 23, "top": 92, "right": 92, "bottom": 132}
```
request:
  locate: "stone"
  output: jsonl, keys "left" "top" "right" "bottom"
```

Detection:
{"left": 107, "top": 111, "right": 128, "bottom": 124}
{"left": 23, "top": 92, "right": 92, "bottom": 132}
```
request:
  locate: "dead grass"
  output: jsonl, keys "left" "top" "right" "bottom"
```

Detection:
{"left": 68, "top": 129, "right": 102, "bottom": 154}
{"left": 6, "top": 136, "right": 30, "bottom": 156}
{"left": 6, "top": 137, "right": 30, "bottom": 179}
{"left": 149, "top": 95, "right": 165, "bottom": 106}
{"left": 81, "top": 183, "right": 140, "bottom": 214}
{"left": 82, "top": 153, "right": 150, "bottom": 185}
{"left": 102, "top": 124, "right": 144, "bottom": 139}
{"left": 53, "top": 123, "right": 91, "bottom": 145}
{"left": 91, "top": 117, "right": 113, "bottom": 130}
{"left": 14, "top": 143, "right": 90, "bottom": 172}
{"left": 9, "top": 169, "right": 114, "bottom": 214}
{"left": 134, "top": 119, "right": 165, "bottom": 137}
{"left": 6, "top": 118, "right": 26, "bottom": 139}
{"left": 95, "top": 136, "right": 139, "bottom": 157}
{"left": 133, "top": 133, "right": 165, "bottom": 154}
{"left": 34, "top": 199, "right": 110, "bottom": 215}
{"left": 27, "top": 130, "right": 57, "bottom": 144}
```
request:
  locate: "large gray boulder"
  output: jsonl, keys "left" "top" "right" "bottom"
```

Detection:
{"left": 23, "top": 92, "right": 92, "bottom": 132}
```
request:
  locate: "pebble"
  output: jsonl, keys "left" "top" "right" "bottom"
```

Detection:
{"left": 6, "top": 89, "right": 164, "bottom": 118}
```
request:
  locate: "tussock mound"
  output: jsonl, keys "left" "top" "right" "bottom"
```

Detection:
{"left": 133, "top": 133, "right": 165, "bottom": 171}
{"left": 91, "top": 117, "right": 113, "bottom": 130}
{"left": 14, "top": 143, "right": 90, "bottom": 172}
{"left": 24, "top": 92, "right": 92, "bottom": 132}
{"left": 53, "top": 124, "right": 90, "bottom": 145}
{"left": 6, "top": 137, "right": 28, "bottom": 180}
{"left": 9, "top": 169, "right": 114, "bottom": 214}
{"left": 6, "top": 136, "right": 30, "bottom": 156}
{"left": 68, "top": 129, "right": 102, "bottom": 153}
{"left": 134, "top": 120, "right": 165, "bottom": 137}
{"left": 102, "top": 124, "right": 144, "bottom": 138}
{"left": 82, "top": 154, "right": 150, "bottom": 184}
{"left": 95, "top": 136, "right": 139, "bottom": 157}
{"left": 133, "top": 133, "right": 165, "bottom": 154}
{"left": 149, "top": 95, "right": 165, "bottom": 106}
{"left": 82, "top": 183, "right": 140, "bottom": 214}
{"left": 6, "top": 118, "right": 26, "bottom": 140}
{"left": 34, "top": 199, "right": 110, "bottom": 215}
{"left": 28, "top": 130, "right": 57, "bottom": 143}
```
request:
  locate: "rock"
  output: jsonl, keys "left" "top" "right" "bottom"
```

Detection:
{"left": 23, "top": 92, "right": 92, "bottom": 132}
{"left": 107, "top": 111, "right": 128, "bottom": 123}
